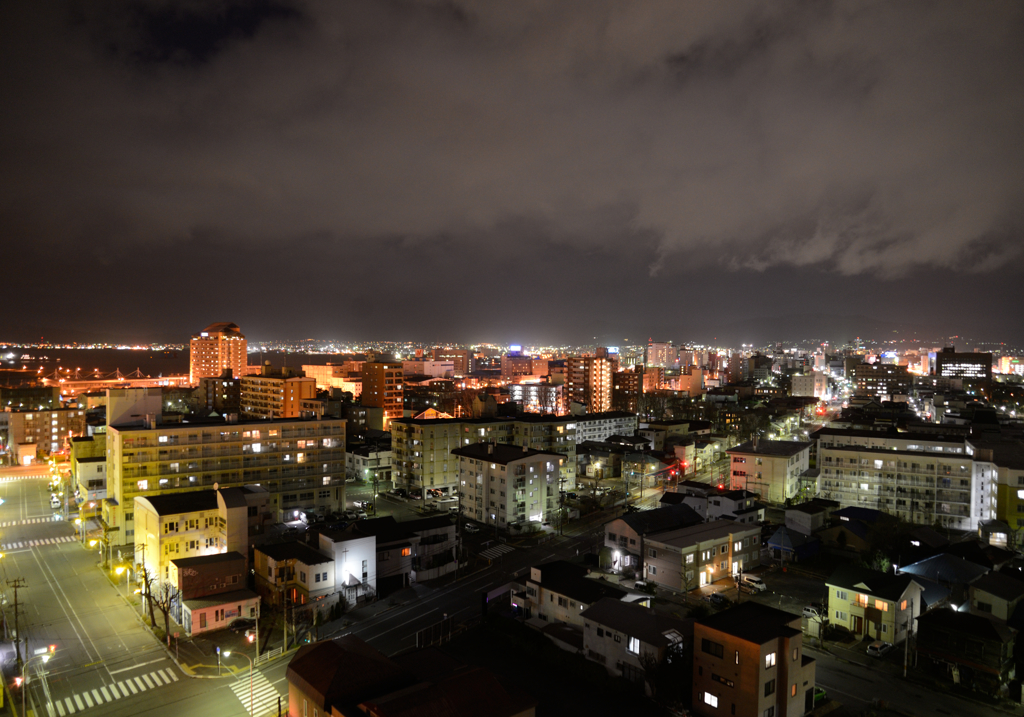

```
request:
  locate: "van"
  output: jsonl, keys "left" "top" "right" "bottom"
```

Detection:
{"left": 740, "top": 575, "right": 766, "bottom": 592}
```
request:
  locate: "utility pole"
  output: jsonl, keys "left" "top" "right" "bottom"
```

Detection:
{"left": 8, "top": 577, "right": 25, "bottom": 668}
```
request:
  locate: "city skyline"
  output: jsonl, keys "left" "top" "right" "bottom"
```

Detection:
{"left": 2, "top": 2, "right": 1022, "bottom": 344}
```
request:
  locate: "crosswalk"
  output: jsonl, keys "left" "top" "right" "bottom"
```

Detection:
{"left": 229, "top": 668, "right": 282, "bottom": 716}
{"left": 0, "top": 516, "right": 67, "bottom": 526}
{"left": 52, "top": 667, "right": 179, "bottom": 716}
{"left": 0, "top": 474, "right": 43, "bottom": 482}
{"left": 479, "top": 543, "right": 515, "bottom": 560}
{"left": 0, "top": 535, "right": 76, "bottom": 550}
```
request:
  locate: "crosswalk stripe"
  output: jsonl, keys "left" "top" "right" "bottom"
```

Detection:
{"left": 74, "top": 695, "right": 84, "bottom": 710}
{"left": 64, "top": 697, "right": 75, "bottom": 714}
{"left": 117, "top": 681, "right": 129, "bottom": 697}
{"left": 82, "top": 692, "right": 93, "bottom": 708}
{"left": 126, "top": 679, "right": 138, "bottom": 695}
{"left": 134, "top": 676, "right": 146, "bottom": 691}
{"left": 142, "top": 673, "right": 155, "bottom": 688}
{"left": 55, "top": 699, "right": 66, "bottom": 717}
{"left": 150, "top": 671, "right": 164, "bottom": 686}
{"left": 100, "top": 686, "right": 112, "bottom": 702}
{"left": 91, "top": 688, "right": 102, "bottom": 704}
{"left": 163, "top": 668, "right": 179, "bottom": 682}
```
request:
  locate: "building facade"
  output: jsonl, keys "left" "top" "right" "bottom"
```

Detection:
{"left": 567, "top": 348, "right": 619, "bottom": 412}
{"left": 240, "top": 365, "right": 317, "bottom": 420}
{"left": 361, "top": 358, "right": 403, "bottom": 428}
{"left": 189, "top": 322, "right": 247, "bottom": 384}
{"left": 727, "top": 440, "right": 811, "bottom": 505}
{"left": 106, "top": 416, "right": 346, "bottom": 546}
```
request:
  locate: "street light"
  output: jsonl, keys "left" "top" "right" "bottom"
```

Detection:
{"left": 223, "top": 650, "right": 254, "bottom": 716}
{"left": 21, "top": 652, "right": 50, "bottom": 717}
{"left": 115, "top": 566, "right": 132, "bottom": 599}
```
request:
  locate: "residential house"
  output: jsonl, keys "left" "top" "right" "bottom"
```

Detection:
{"left": 898, "top": 553, "right": 987, "bottom": 610}
{"left": 521, "top": 560, "right": 641, "bottom": 627}
{"left": 644, "top": 520, "right": 761, "bottom": 592}
{"left": 254, "top": 541, "right": 335, "bottom": 607}
{"left": 766, "top": 527, "right": 820, "bottom": 564}
{"left": 675, "top": 483, "right": 764, "bottom": 525}
{"left": 693, "top": 602, "right": 817, "bottom": 717}
{"left": 784, "top": 499, "right": 839, "bottom": 536}
{"left": 318, "top": 528, "right": 377, "bottom": 605}
{"left": 971, "top": 572, "right": 1024, "bottom": 621}
{"left": 826, "top": 565, "right": 924, "bottom": 644}
{"left": 581, "top": 597, "right": 691, "bottom": 693}
{"left": 168, "top": 552, "right": 259, "bottom": 636}
{"left": 604, "top": 504, "right": 703, "bottom": 573}
{"left": 916, "top": 610, "right": 1016, "bottom": 691}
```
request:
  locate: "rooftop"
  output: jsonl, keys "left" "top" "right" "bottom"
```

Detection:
{"left": 581, "top": 598, "right": 692, "bottom": 649}
{"left": 171, "top": 551, "right": 245, "bottom": 568}
{"left": 616, "top": 504, "right": 703, "bottom": 536}
{"left": 136, "top": 490, "right": 220, "bottom": 516}
{"left": 727, "top": 440, "right": 812, "bottom": 457}
{"left": 828, "top": 564, "right": 920, "bottom": 601}
{"left": 257, "top": 541, "right": 333, "bottom": 565}
{"left": 646, "top": 519, "right": 758, "bottom": 549}
{"left": 451, "top": 442, "right": 565, "bottom": 465}
{"left": 698, "top": 602, "right": 802, "bottom": 645}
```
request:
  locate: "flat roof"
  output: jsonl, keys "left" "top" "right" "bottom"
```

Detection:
{"left": 727, "top": 440, "right": 812, "bottom": 457}
{"left": 647, "top": 519, "right": 759, "bottom": 549}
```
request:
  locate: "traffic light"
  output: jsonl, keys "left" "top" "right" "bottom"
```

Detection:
{"left": 14, "top": 677, "right": 22, "bottom": 688}
{"left": 49, "top": 645, "right": 56, "bottom": 654}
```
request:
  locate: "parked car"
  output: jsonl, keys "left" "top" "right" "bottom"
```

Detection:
{"left": 353, "top": 500, "right": 370, "bottom": 509}
{"left": 325, "top": 521, "right": 348, "bottom": 531}
{"left": 740, "top": 574, "right": 767, "bottom": 592}
{"left": 427, "top": 488, "right": 443, "bottom": 498}
{"left": 343, "top": 510, "right": 358, "bottom": 521}
{"left": 392, "top": 488, "right": 408, "bottom": 498}
{"left": 354, "top": 510, "right": 368, "bottom": 520}
{"left": 866, "top": 640, "right": 893, "bottom": 657}
{"left": 705, "top": 592, "right": 729, "bottom": 606}
{"left": 282, "top": 527, "right": 299, "bottom": 538}
{"left": 802, "top": 606, "right": 823, "bottom": 620}
{"left": 463, "top": 523, "right": 481, "bottom": 534}
{"left": 228, "top": 618, "right": 255, "bottom": 633}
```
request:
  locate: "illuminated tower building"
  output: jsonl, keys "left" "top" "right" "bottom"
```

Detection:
{"left": 361, "top": 354, "right": 404, "bottom": 429}
{"left": 190, "top": 322, "right": 247, "bottom": 384}
{"left": 567, "top": 347, "right": 619, "bottom": 413}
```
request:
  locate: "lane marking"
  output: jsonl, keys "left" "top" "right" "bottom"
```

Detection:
{"left": 110, "top": 658, "right": 165, "bottom": 675}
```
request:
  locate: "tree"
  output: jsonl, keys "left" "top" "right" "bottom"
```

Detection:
{"left": 638, "top": 650, "right": 661, "bottom": 699}
{"left": 139, "top": 566, "right": 158, "bottom": 628}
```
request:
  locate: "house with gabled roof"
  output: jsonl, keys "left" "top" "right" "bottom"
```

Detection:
{"left": 971, "top": 571, "right": 1024, "bottom": 621}
{"left": 916, "top": 610, "right": 1017, "bottom": 691}
{"left": 827, "top": 564, "right": 923, "bottom": 644}
{"left": 520, "top": 560, "right": 646, "bottom": 628}
{"left": 603, "top": 504, "right": 702, "bottom": 573}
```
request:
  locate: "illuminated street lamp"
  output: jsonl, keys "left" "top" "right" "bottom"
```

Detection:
{"left": 115, "top": 566, "right": 133, "bottom": 599}
{"left": 21, "top": 651, "right": 51, "bottom": 717}
{"left": 223, "top": 650, "right": 254, "bottom": 716}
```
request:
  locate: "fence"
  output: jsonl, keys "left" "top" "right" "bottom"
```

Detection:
{"left": 255, "top": 646, "right": 284, "bottom": 666}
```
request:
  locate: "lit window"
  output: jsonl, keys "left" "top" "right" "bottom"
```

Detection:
{"left": 765, "top": 652, "right": 776, "bottom": 668}
{"left": 703, "top": 693, "right": 719, "bottom": 708}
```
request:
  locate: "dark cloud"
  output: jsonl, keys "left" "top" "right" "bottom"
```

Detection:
{"left": 1, "top": 1, "right": 1021, "bottom": 344}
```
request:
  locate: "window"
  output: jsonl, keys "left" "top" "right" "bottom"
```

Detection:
{"left": 649, "top": 548, "right": 657, "bottom": 558}
{"left": 401, "top": 548, "right": 411, "bottom": 557}
{"left": 703, "top": 693, "right": 719, "bottom": 708}
{"left": 901, "top": 600, "right": 907, "bottom": 610}
{"left": 315, "top": 573, "right": 321, "bottom": 583}
{"left": 792, "top": 683, "right": 797, "bottom": 697}
{"left": 701, "top": 639, "right": 724, "bottom": 659}
{"left": 649, "top": 566, "right": 657, "bottom": 575}
{"left": 792, "top": 648, "right": 798, "bottom": 661}
{"left": 765, "top": 652, "right": 776, "bottom": 668}
{"left": 873, "top": 599, "right": 888, "bottom": 612}
{"left": 712, "top": 673, "right": 735, "bottom": 688}
{"left": 836, "top": 590, "right": 848, "bottom": 601}
{"left": 763, "top": 709, "right": 774, "bottom": 717}
{"left": 322, "top": 572, "right": 327, "bottom": 581}
{"left": 627, "top": 636, "right": 640, "bottom": 655}
{"left": 300, "top": 572, "right": 306, "bottom": 583}
{"left": 764, "top": 679, "right": 775, "bottom": 697}
{"left": 686, "top": 553, "right": 695, "bottom": 564}
{"left": 857, "top": 594, "right": 869, "bottom": 608}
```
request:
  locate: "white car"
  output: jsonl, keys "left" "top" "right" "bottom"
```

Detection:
{"left": 463, "top": 523, "right": 481, "bottom": 534}
{"left": 866, "top": 640, "right": 893, "bottom": 657}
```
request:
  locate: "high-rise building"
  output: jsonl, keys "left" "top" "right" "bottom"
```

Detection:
{"left": 431, "top": 348, "right": 474, "bottom": 376}
{"left": 853, "top": 363, "right": 912, "bottom": 399}
{"left": 361, "top": 356, "right": 403, "bottom": 429}
{"left": 567, "top": 348, "right": 619, "bottom": 412}
{"left": 647, "top": 341, "right": 678, "bottom": 368}
{"left": 612, "top": 366, "right": 643, "bottom": 413}
{"left": 190, "top": 322, "right": 248, "bottom": 384}
{"left": 500, "top": 350, "right": 535, "bottom": 380}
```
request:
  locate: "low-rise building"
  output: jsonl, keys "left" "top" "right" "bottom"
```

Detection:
{"left": 581, "top": 597, "right": 690, "bottom": 692}
{"left": 604, "top": 504, "right": 703, "bottom": 574}
{"left": 521, "top": 560, "right": 639, "bottom": 627}
{"left": 168, "top": 551, "right": 259, "bottom": 636}
{"left": 644, "top": 520, "right": 761, "bottom": 592}
{"left": 826, "top": 564, "right": 923, "bottom": 644}
{"left": 452, "top": 442, "right": 565, "bottom": 529}
{"left": 727, "top": 440, "right": 811, "bottom": 505}
{"left": 676, "top": 484, "right": 764, "bottom": 525}
{"left": 254, "top": 541, "right": 335, "bottom": 608}
{"left": 916, "top": 609, "right": 1016, "bottom": 691}
{"left": 970, "top": 572, "right": 1024, "bottom": 621}
{"left": 693, "top": 602, "right": 817, "bottom": 717}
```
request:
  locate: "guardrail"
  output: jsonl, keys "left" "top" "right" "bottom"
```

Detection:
{"left": 255, "top": 646, "right": 284, "bottom": 666}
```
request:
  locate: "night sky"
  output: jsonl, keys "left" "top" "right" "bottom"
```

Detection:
{"left": 2, "top": 2, "right": 1022, "bottom": 346}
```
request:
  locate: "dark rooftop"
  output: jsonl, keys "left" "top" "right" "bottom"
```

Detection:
{"left": 136, "top": 490, "right": 220, "bottom": 516}
{"left": 257, "top": 541, "right": 333, "bottom": 565}
{"left": 828, "top": 564, "right": 920, "bottom": 601}
{"left": 451, "top": 442, "right": 565, "bottom": 465}
{"left": 171, "top": 551, "right": 245, "bottom": 568}
{"left": 698, "top": 602, "right": 802, "bottom": 645}
{"left": 727, "top": 440, "right": 812, "bottom": 457}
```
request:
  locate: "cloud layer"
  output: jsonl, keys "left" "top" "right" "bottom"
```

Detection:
{"left": 1, "top": 1, "right": 1021, "bottom": 340}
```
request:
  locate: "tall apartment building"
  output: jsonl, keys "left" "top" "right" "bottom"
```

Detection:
{"left": 360, "top": 357, "right": 403, "bottom": 429}
{"left": 451, "top": 442, "right": 565, "bottom": 527}
{"left": 240, "top": 365, "right": 317, "bottom": 420}
{"left": 813, "top": 427, "right": 995, "bottom": 530}
{"left": 105, "top": 415, "right": 346, "bottom": 547}
{"left": 853, "top": 363, "right": 912, "bottom": 399}
{"left": 567, "top": 348, "right": 619, "bottom": 412}
{"left": 194, "top": 369, "right": 241, "bottom": 415}
{"left": 693, "top": 603, "right": 817, "bottom": 717}
{"left": 612, "top": 366, "right": 643, "bottom": 413}
{"left": 431, "top": 348, "right": 474, "bottom": 376}
{"left": 790, "top": 372, "right": 829, "bottom": 400}
{"left": 727, "top": 440, "right": 812, "bottom": 505}
{"left": 189, "top": 322, "right": 248, "bottom": 384}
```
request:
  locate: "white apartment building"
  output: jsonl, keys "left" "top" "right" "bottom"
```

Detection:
{"left": 574, "top": 411, "right": 639, "bottom": 444}
{"left": 451, "top": 443, "right": 565, "bottom": 528}
{"left": 726, "top": 440, "right": 812, "bottom": 505}
{"left": 813, "top": 428, "right": 996, "bottom": 530}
